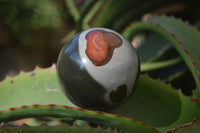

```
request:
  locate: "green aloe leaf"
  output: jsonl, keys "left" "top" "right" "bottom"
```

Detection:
{"left": 135, "top": 33, "right": 171, "bottom": 63}
{"left": 94, "top": 0, "right": 140, "bottom": 28}
{"left": 0, "top": 65, "right": 181, "bottom": 128}
{"left": 75, "top": 0, "right": 100, "bottom": 32}
{"left": 0, "top": 104, "right": 159, "bottom": 133}
{"left": 0, "top": 123, "right": 119, "bottom": 133}
{"left": 83, "top": 0, "right": 106, "bottom": 29}
{"left": 123, "top": 15, "right": 200, "bottom": 97}
{"left": 0, "top": 65, "right": 75, "bottom": 110}
{"left": 0, "top": 65, "right": 159, "bottom": 132}
{"left": 65, "top": 0, "right": 80, "bottom": 22}
{"left": 0, "top": 63, "right": 199, "bottom": 132}
{"left": 108, "top": 75, "right": 181, "bottom": 127}
{"left": 108, "top": 75, "right": 200, "bottom": 131}
{"left": 141, "top": 58, "right": 182, "bottom": 72}
{"left": 93, "top": 0, "right": 174, "bottom": 31}
{"left": 165, "top": 120, "right": 200, "bottom": 133}
{"left": 65, "top": 0, "right": 103, "bottom": 32}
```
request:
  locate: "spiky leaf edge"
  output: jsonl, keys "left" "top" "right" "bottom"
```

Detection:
{"left": 123, "top": 15, "right": 200, "bottom": 97}
{"left": 0, "top": 104, "right": 160, "bottom": 133}
{"left": 0, "top": 122, "right": 119, "bottom": 133}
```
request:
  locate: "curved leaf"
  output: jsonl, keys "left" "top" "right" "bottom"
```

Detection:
{"left": 109, "top": 75, "right": 188, "bottom": 127}
{"left": 135, "top": 33, "right": 171, "bottom": 63}
{"left": 123, "top": 15, "right": 200, "bottom": 97}
{"left": 0, "top": 105, "right": 160, "bottom": 133}
{"left": 83, "top": 0, "right": 106, "bottom": 29}
{"left": 158, "top": 91, "right": 200, "bottom": 132}
{"left": 76, "top": 0, "right": 101, "bottom": 32}
{"left": 0, "top": 123, "right": 118, "bottom": 133}
{"left": 109, "top": 75, "right": 200, "bottom": 132}
{"left": 141, "top": 58, "right": 182, "bottom": 72}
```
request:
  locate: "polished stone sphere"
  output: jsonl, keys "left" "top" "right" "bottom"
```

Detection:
{"left": 57, "top": 28, "right": 139, "bottom": 110}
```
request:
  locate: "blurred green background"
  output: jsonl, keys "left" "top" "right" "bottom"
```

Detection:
{"left": 0, "top": 0, "right": 83, "bottom": 80}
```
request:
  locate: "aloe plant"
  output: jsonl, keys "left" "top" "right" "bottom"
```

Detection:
{"left": 1, "top": 0, "right": 200, "bottom": 133}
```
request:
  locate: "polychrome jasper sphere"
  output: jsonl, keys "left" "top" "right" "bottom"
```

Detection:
{"left": 57, "top": 28, "right": 139, "bottom": 110}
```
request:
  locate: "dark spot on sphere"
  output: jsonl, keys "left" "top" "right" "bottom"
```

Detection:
{"left": 109, "top": 84, "right": 127, "bottom": 103}
{"left": 10, "top": 80, "right": 14, "bottom": 84}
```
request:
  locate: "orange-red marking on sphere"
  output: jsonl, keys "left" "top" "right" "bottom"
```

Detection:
{"left": 85, "top": 30, "right": 122, "bottom": 66}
